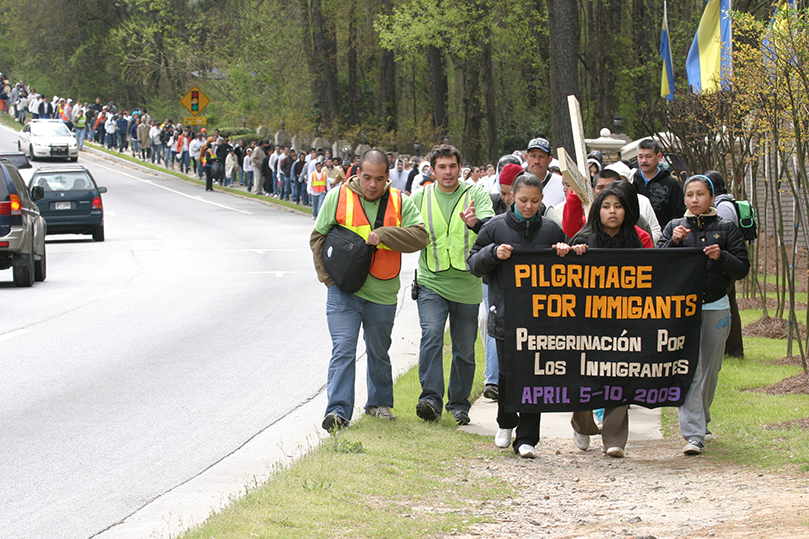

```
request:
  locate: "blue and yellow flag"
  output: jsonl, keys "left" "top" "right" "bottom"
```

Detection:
{"left": 763, "top": 0, "right": 796, "bottom": 70}
{"left": 659, "top": 1, "right": 675, "bottom": 101}
{"left": 685, "top": 0, "right": 732, "bottom": 94}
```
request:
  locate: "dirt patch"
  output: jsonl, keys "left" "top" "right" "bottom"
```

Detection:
{"left": 751, "top": 370, "right": 809, "bottom": 396}
{"left": 742, "top": 316, "right": 807, "bottom": 339}
{"left": 452, "top": 438, "right": 808, "bottom": 539}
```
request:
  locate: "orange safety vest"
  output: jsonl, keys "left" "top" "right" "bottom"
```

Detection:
{"left": 311, "top": 170, "right": 328, "bottom": 193}
{"left": 335, "top": 184, "right": 402, "bottom": 280}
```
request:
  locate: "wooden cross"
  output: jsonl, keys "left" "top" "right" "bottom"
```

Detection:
{"left": 558, "top": 95, "right": 594, "bottom": 215}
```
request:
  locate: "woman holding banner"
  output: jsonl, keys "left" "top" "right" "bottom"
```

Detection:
{"left": 468, "top": 172, "right": 566, "bottom": 458}
{"left": 559, "top": 185, "right": 649, "bottom": 458}
{"left": 658, "top": 175, "right": 749, "bottom": 455}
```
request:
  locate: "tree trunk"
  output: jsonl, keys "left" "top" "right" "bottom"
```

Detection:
{"left": 481, "top": 26, "right": 498, "bottom": 161}
{"left": 347, "top": 0, "right": 358, "bottom": 126}
{"left": 548, "top": 0, "right": 579, "bottom": 157}
{"left": 428, "top": 45, "right": 448, "bottom": 134}
{"left": 377, "top": 0, "right": 397, "bottom": 131}
{"left": 311, "top": 0, "right": 339, "bottom": 125}
{"left": 461, "top": 55, "right": 483, "bottom": 164}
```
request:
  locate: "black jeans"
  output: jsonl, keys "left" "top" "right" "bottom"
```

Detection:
{"left": 496, "top": 338, "right": 541, "bottom": 451}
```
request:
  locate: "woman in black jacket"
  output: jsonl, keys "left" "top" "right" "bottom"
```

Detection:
{"left": 657, "top": 174, "right": 750, "bottom": 455}
{"left": 468, "top": 172, "right": 565, "bottom": 458}
{"left": 565, "top": 186, "right": 648, "bottom": 458}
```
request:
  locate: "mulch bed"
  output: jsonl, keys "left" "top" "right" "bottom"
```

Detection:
{"left": 736, "top": 296, "right": 807, "bottom": 311}
{"left": 742, "top": 315, "right": 807, "bottom": 339}
{"left": 750, "top": 370, "right": 809, "bottom": 396}
{"left": 773, "top": 355, "right": 809, "bottom": 367}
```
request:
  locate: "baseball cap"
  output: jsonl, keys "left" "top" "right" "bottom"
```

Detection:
{"left": 527, "top": 137, "right": 551, "bottom": 154}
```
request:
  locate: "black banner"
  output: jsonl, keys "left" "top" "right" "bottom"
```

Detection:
{"left": 502, "top": 248, "right": 707, "bottom": 412}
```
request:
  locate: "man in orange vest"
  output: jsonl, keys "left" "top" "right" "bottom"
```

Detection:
{"left": 310, "top": 149, "right": 429, "bottom": 432}
{"left": 307, "top": 160, "right": 329, "bottom": 219}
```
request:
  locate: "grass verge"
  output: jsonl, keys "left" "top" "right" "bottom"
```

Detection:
{"left": 82, "top": 141, "right": 308, "bottom": 213}
{"left": 180, "top": 337, "right": 514, "bottom": 539}
{"left": 183, "top": 308, "right": 809, "bottom": 538}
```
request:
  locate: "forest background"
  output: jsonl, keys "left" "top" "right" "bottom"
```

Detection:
{"left": 0, "top": 0, "right": 779, "bottom": 164}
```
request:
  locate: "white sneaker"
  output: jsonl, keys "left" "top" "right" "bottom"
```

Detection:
{"left": 495, "top": 428, "right": 513, "bottom": 448}
{"left": 683, "top": 439, "right": 704, "bottom": 455}
{"left": 605, "top": 446, "right": 624, "bottom": 458}
{"left": 573, "top": 431, "right": 590, "bottom": 451}
{"left": 518, "top": 444, "right": 537, "bottom": 459}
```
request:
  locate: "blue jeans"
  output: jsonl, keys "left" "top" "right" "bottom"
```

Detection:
{"left": 163, "top": 145, "right": 171, "bottom": 166}
{"left": 416, "top": 286, "right": 478, "bottom": 414}
{"left": 482, "top": 282, "right": 499, "bottom": 386}
{"left": 180, "top": 150, "right": 190, "bottom": 173}
{"left": 292, "top": 179, "right": 301, "bottom": 203}
{"left": 325, "top": 285, "right": 396, "bottom": 421}
{"left": 117, "top": 132, "right": 126, "bottom": 152}
{"left": 312, "top": 192, "right": 325, "bottom": 217}
{"left": 131, "top": 139, "right": 140, "bottom": 155}
{"left": 75, "top": 127, "right": 86, "bottom": 150}
{"left": 244, "top": 170, "right": 254, "bottom": 190}
{"left": 279, "top": 173, "right": 290, "bottom": 199}
{"left": 238, "top": 166, "right": 244, "bottom": 185}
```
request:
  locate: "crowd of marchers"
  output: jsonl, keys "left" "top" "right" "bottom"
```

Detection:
{"left": 311, "top": 137, "right": 749, "bottom": 461}
{"left": 1, "top": 76, "right": 750, "bottom": 460}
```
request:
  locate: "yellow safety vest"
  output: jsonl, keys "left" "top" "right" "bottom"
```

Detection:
{"left": 420, "top": 183, "right": 476, "bottom": 272}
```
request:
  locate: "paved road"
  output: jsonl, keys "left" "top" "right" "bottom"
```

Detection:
{"left": 0, "top": 131, "right": 358, "bottom": 538}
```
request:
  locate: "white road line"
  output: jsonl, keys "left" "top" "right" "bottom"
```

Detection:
{"left": 100, "top": 289, "right": 125, "bottom": 300}
{"left": 0, "top": 328, "right": 33, "bottom": 343}
{"left": 244, "top": 271, "right": 295, "bottom": 277}
{"left": 91, "top": 162, "right": 253, "bottom": 215}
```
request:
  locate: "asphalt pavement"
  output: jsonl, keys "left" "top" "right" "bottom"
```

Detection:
{"left": 0, "top": 134, "right": 661, "bottom": 538}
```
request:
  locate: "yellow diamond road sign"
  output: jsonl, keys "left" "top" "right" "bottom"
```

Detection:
{"left": 181, "top": 86, "right": 210, "bottom": 116}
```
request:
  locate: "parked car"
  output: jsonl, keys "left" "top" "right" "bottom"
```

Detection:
{"left": 0, "top": 160, "right": 47, "bottom": 286}
{"left": 18, "top": 119, "right": 79, "bottom": 162}
{"left": 28, "top": 165, "right": 106, "bottom": 242}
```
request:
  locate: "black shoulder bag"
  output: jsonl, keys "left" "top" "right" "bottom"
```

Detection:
{"left": 321, "top": 190, "right": 390, "bottom": 294}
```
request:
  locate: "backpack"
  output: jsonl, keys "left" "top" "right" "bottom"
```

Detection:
{"left": 734, "top": 200, "right": 758, "bottom": 242}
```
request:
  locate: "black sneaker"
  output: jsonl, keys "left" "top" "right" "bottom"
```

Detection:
{"left": 483, "top": 384, "right": 499, "bottom": 400}
{"left": 452, "top": 410, "right": 471, "bottom": 426}
{"left": 415, "top": 400, "right": 441, "bottom": 421}
{"left": 321, "top": 413, "right": 349, "bottom": 432}
{"left": 683, "top": 439, "right": 705, "bottom": 455}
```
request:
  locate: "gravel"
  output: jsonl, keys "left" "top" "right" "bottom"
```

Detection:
{"left": 448, "top": 437, "right": 808, "bottom": 539}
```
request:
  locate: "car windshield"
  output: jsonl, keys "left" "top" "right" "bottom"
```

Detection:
{"left": 31, "top": 123, "right": 73, "bottom": 137}
{"left": 32, "top": 172, "right": 94, "bottom": 192}
{"left": 0, "top": 155, "right": 30, "bottom": 169}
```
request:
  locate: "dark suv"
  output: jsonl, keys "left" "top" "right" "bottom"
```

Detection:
{"left": 0, "top": 161, "right": 47, "bottom": 286}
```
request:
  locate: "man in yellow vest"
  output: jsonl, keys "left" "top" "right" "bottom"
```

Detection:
{"left": 310, "top": 149, "right": 429, "bottom": 432}
{"left": 409, "top": 144, "right": 495, "bottom": 425}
